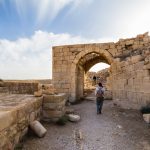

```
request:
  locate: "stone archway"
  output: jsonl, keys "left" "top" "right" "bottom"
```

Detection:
{"left": 52, "top": 33, "right": 150, "bottom": 109}
{"left": 70, "top": 47, "right": 114, "bottom": 102}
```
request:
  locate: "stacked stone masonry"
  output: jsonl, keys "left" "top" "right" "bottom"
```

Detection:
{"left": 0, "top": 32, "right": 150, "bottom": 149}
{"left": 0, "top": 92, "right": 67, "bottom": 149}
{"left": 52, "top": 32, "right": 150, "bottom": 108}
{"left": 0, "top": 94, "right": 42, "bottom": 149}
{"left": 84, "top": 68, "right": 110, "bottom": 89}
{"left": 0, "top": 80, "right": 67, "bottom": 149}
{"left": 4, "top": 81, "right": 39, "bottom": 94}
{"left": 42, "top": 93, "right": 67, "bottom": 122}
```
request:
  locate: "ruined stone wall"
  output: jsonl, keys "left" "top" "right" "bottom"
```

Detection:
{"left": 111, "top": 45, "right": 150, "bottom": 108}
{"left": 52, "top": 32, "right": 150, "bottom": 108}
{"left": 0, "top": 90, "right": 67, "bottom": 149}
{"left": 84, "top": 71, "right": 96, "bottom": 89}
{"left": 0, "top": 96, "right": 42, "bottom": 149}
{"left": 52, "top": 43, "right": 113, "bottom": 101}
{"left": 84, "top": 68, "right": 110, "bottom": 89}
{"left": 36, "top": 79, "right": 52, "bottom": 84}
{"left": 4, "top": 81, "right": 39, "bottom": 94}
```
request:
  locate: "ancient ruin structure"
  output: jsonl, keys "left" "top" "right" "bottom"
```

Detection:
{"left": 53, "top": 32, "right": 150, "bottom": 109}
{"left": 0, "top": 81, "right": 67, "bottom": 149}
{"left": 84, "top": 68, "right": 110, "bottom": 89}
{"left": 0, "top": 33, "right": 150, "bottom": 149}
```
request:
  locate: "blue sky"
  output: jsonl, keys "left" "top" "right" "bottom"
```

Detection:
{"left": 0, "top": 0, "right": 150, "bottom": 79}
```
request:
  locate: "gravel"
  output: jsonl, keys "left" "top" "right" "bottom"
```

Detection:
{"left": 22, "top": 98, "right": 150, "bottom": 150}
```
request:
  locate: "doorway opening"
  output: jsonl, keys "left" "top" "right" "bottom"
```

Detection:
{"left": 84, "top": 62, "right": 111, "bottom": 100}
{"left": 75, "top": 52, "right": 112, "bottom": 101}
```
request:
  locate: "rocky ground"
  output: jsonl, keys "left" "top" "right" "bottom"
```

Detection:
{"left": 22, "top": 93, "right": 150, "bottom": 150}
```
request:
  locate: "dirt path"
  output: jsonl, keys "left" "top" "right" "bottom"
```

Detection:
{"left": 22, "top": 97, "right": 150, "bottom": 150}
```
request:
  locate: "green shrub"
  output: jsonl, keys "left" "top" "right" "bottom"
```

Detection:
{"left": 140, "top": 106, "right": 150, "bottom": 114}
{"left": 56, "top": 115, "right": 69, "bottom": 125}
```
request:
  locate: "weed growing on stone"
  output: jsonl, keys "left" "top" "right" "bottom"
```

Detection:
{"left": 56, "top": 115, "right": 69, "bottom": 126}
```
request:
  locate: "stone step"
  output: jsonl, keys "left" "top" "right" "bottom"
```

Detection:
{"left": 0, "top": 87, "right": 8, "bottom": 93}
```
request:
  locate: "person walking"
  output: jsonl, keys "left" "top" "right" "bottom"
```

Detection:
{"left": 92, "top": 75, "right": 97, "bottom": 85}
{"left": 95, "top": 82, "right": 105, "bottom": 114}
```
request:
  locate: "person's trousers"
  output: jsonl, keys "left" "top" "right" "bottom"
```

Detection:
{"left": 96, "top": 97, "right": 104, "bottom": 113}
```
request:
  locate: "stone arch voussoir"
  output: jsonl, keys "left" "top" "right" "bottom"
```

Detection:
{"left": 72, "top": 49, "right": 113, "bottom": 67}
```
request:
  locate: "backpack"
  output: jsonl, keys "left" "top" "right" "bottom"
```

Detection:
{"left": 96, "top": 87, "right": 104, "bottom": 98}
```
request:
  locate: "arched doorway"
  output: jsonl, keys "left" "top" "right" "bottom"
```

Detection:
{"left": 52, "top": 33, "right": 150, "bottom": 108}
{"left": 84, "top": 62, "right": 110, "bottom": 97}
{"left": 70, "top": 49, "right": 114, "bottom": 102}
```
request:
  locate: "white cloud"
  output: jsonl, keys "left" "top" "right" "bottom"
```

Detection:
{"left": 12, "top": 0, "right": 75, "bottom": 24}
{"left": 0, "top": 30, "right": 115, "bottom": 79}
{"left": 71, "top": 0, "right": 93, "bottom": 9}
{"left": 11, "top": 0, "right": 96, "bottom": 24}
{"left": 37, "top": 0, "right": 74, "bottom": 23}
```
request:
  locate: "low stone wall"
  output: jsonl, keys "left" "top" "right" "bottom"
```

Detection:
{"left": 42, "top": 93, "right": 67, "bottom": 122}
{"left": 37, "top": 79, "right": 52, "bottom": 84}
{"left": 0, "top": 94, "right": 42, "bottom": 149}
{"left": 4, "top": 81, "right": 39, "bottom": 94}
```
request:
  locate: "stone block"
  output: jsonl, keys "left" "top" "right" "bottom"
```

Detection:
{"left": 109, "top": 44, "right": 115, "bottom": 49}
{"left": 0, "top": 132, "right": 8, "bottom": 147}
{"left": 23, "top": 102, "right": 34, "bottom": 114}
{"left": 30, "top": 121, "right": 47, "bottom": 138}
{"left": 132, "top": 44, "right": 139, "bottom": 49}
{"left": 34, "top": 90, "right": 42, "bottom": 97}
{"left": 43, "top": 93, "right": 66, "bottom": 103}
{"left": 143, "top": 114, "right": 150, "bottom": 123}
{"left": 134, "top": 61, "right": 144, "bottom": 71}
{"left": 43, "top": 103, "right": 58, "bottom": 110}
{"left": 143, "top": 77, "right": 150, "bottom": 83}
{"left": 0, "top": 110, "right": 17, "bottom": 131}
{"left": 143, "top": 37, "right": 149, "bottom": 42}
{"left": 43, "top": 100, "right": 66, "bottom": 110}
{"left": 142, "top": 84, "right": 150, "bottom": 93}
{"left": 0, "top": 81, "right": 5, "bottom": 87}
{"left": 17, "top": 106, "right": 27, "bottom": 120}
{"left": 142, "top": 70, "right": 150, "bottom": 77}
{"left": 125, "top": 40, "right": 134, "bottom": 45}
{"left": 62, "top": 84, "right": 70, "bottom": 89}
{"left": 42, "top": 110, "right": 64, "bottom": 118}
{"left": 29, "top": 112, "right": 36, "bottom": 122}
{"left": 143, "top": 63, "right": 150, "bottom": 69}
{"left": 68, "top": 114, "right": 80, "bottom": 122}
{"left": 65, "top": 108, "right": 75, "bottom": 114}
{"left": 0, "top": 87, "right": 8, "bottom": 93}
{"left": 142, "top": 93, "right": 150, "bottom": 105}
{"left": 17, "top": 117, "right": 28, "bottom": 130}
{"left": 131, "top": 55, "right": 143, "bottom": 64}
{"left": 33, "top": 97, "right": 43, "bottom": 109}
